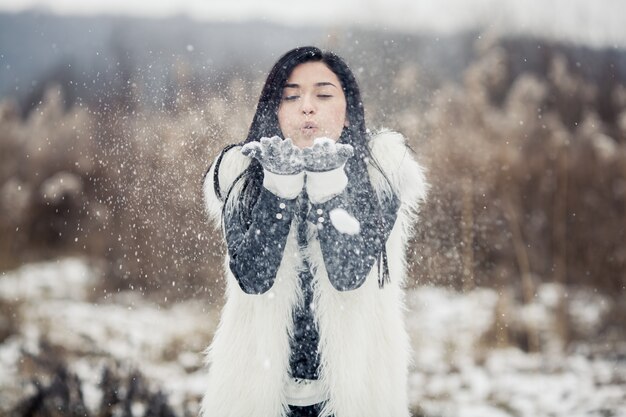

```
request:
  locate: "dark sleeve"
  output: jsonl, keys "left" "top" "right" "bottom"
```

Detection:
{"left": 308, "top": 190, "right": 400, "bottom": 291}
{"left": 224, "top": 187, "right": 298, "bottom": 294}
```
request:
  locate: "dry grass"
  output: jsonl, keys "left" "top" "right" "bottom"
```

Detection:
{"left": 0, "top": 35, "right": 624, "bottom": 351}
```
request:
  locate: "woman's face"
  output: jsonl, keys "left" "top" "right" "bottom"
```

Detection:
{"left": 277, "top": 62, "right": 348, "bottom": 149}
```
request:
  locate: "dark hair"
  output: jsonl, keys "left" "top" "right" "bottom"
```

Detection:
{"left": 211, "top": 46, "right": 394, "bottom": 286}
{"left": 245, "top": 46, "right": 368, "bottom": 143}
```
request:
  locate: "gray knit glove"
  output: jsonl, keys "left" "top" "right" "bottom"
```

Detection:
{"left": 302, "top": 138, "right": 354, "bottom": 172}
{"left": 241, "top": 136, "right": 304, "bottom": 175}
{"left": 303, "top": 138, "right": 354, "bottom": 204}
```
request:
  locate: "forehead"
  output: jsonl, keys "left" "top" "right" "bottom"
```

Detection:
{"left": 285, "top": 62, "right": 341, "bottom": 85}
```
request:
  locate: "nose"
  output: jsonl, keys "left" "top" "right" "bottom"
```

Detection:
{"left": 301, "top": 95, "right": 315, "bottom": 115}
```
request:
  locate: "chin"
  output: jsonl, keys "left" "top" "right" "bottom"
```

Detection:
{"left": 294, "top": 137, "right": 315, "bottom": 149}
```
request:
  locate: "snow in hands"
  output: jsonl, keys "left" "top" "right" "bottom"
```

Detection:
{"left": 241, "top": 136, "right": 304, "bottom": 175}
{"left": 302, "top": 137, "right": 353, "bottom": 172}
{"left": 241, "top": 136, "right": 354, "bottom": 174}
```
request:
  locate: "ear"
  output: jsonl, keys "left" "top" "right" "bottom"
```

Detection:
{"left": 344, "top": 118, "right": 350, "bottom": 127}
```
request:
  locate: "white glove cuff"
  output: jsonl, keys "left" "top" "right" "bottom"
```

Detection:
{"left": 263, "top": 169, "right": 305, "bottom": 200}
{"left": 305, "top": 164, "right": 348, "bottom": 204}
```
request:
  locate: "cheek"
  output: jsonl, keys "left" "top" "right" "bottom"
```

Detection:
{"left": 332, "top": 103, "right": 347, "bottom": 128}
{"left": 337, "top": 107, "right": 347, "bottom": 124}
{"left": 277, "top": 107, "right": 291, "bottom": 132}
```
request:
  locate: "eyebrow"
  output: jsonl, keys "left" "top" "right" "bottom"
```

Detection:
{"left": 284, "top": 82, "right": 338, "bottom": 89}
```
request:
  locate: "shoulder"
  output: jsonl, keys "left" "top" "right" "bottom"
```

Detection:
{"left": 367, "top": 129, "right": 428, "bottom": 208}
{"left": 368, "top": 128, "right": 406, "bottom": 150}
{"left": 202, "top": 144, "right": 251, "bottom": 227}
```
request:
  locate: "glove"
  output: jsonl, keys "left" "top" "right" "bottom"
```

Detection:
{"left": 302, "top": 138, "right": 354, "bottom": 204}
{"left": 241, "top": 136, "right": 305, "bottom": 199}
{"left": 242, "top": 136, "right": 304, "bottom": 175}
{"left": 302, "top": 137, "right": 354, "bottom": 172}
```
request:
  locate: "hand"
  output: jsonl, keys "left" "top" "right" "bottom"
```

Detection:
{"left": 302, "top": 137, "right": 354, "bottom": 172}
{"left": 241, "top": 136, "right": 304, "bottom": 175}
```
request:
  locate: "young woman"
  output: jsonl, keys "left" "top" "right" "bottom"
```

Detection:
{"left": 201, "top": 46, "right": 427, "bottom": 417}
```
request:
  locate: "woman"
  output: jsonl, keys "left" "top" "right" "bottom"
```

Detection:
{"left": 201, "top": 46, "right": 427, "bottom": 417}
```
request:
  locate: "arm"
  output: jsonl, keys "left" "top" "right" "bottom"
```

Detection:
{"left": 308, "top": 187, "right": 399, "bottom": 291}
{"left": 224, "top": 187, "right": 298, "bottom": 294}
{"left": 209, "top": 138, "right": 305, "bottom": 295}
{"left": 303, "top": 132, "right": 429, "bottom": 291}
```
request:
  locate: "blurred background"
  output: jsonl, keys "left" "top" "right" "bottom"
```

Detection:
{"left": 0, "top": 1, "right": 625, "bottom": 416}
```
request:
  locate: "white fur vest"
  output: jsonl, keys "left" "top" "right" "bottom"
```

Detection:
{"left": 201, "top": 130, "right": 427, "bottom": 417}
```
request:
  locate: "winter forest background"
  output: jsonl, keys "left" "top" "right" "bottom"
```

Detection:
{"left": 0, "top": 3, "right": 625, "bottom": 417}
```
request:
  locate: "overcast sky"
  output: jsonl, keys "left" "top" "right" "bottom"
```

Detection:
{"left": 0, "top": 0, "right": 625, "bottom": 47}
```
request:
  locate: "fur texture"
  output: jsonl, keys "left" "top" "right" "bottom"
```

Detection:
{"left": 201, "top": 130, "right": 427, "bottom": 417}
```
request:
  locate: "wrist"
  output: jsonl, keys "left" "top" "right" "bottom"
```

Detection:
{"left": 305, "top": 164, "right": 348, "bottom": 204}
{"left": 263, "top": 169, "right": 305, "bottom": 200}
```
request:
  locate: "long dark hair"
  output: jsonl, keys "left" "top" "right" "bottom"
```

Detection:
{"left": 211, "top": 46, "right": 395, "bottom": 286}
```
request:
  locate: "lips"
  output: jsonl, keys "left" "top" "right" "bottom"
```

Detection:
{"left": 301, "top": 122, "right": 318, "bottom": 135}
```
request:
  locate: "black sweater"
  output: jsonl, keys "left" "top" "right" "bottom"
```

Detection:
{"left": 224, "top": 183, "right": 399, "bottom": 379}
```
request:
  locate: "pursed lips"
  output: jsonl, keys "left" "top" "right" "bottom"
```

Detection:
{"left": 302, "top": 122, "right": 318, "bottom": 132}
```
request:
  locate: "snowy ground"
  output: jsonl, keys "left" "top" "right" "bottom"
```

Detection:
{"left": 406, "top": 287, "right": 625, "bottom": 417}
{"left": 0, "top": 258, "right": 624, "bottom": 416}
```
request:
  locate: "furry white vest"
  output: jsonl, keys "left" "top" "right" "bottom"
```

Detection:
{"left": 201, "top": 131, "right": 427, "bottom": 417}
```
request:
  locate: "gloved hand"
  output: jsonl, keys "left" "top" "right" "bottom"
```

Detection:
{"left": 302, "top": 137, "right": 354, "bottom": 172}
{"left": 302, "top": 138, "right": 354, "bottom": 204}
{"left": 241, "top": 136, "right": 304, "bottom": 175}
{"left": 241, "top": 136, "right": 305, "bottom": 200}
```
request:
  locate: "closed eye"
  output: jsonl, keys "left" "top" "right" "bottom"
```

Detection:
{"left": 283, "top": 95, "right": 299, "bottom": 101}
{"left": 318, "top": 94, "right": 333, "bottom": 99}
